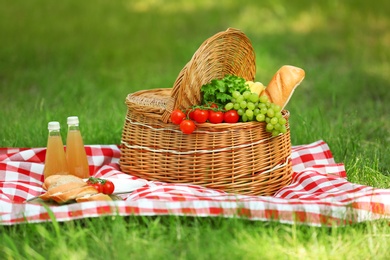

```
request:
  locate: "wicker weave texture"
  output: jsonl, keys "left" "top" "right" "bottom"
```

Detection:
{"left": 120, "top": 110, "right": 292, "bottom": 196}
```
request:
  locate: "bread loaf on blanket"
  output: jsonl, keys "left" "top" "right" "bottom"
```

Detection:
{"left": 50, "top": 185, "right": 99, "bottom": 204}
{"left": 261, "top": 65, "right": 305, "bottom": 109}
{"left": 43, "top": 174, "right": 85, "bottom": 190}
{"left": 75, "top": 193, "right": 113, "bottom": 203}
{"left": 40, "top": 182, "right": 87, "bottom": 201}
{"left": 41, "top": 175, "right": 114, "bottom": 203}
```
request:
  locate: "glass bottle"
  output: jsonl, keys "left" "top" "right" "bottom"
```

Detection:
{"left": 43, "top": 121, "right": 69, "bottom": 179}
{"left": 66, "top": 116, "right": 90, "bottom": 178}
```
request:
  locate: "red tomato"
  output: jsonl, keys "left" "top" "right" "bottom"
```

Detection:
{"left": 193, "top": 109, "right": 209, "bottom": 123}
{"left": 171, "top": 109, "right": 186, "bottom": 125}
{"left": 209, "top": 110, "right": 224, "bottom": 124}
{"left": 102, "top": 180, "right": 115, "bottom": 195}
{"left": 223, "top": 110, "right": 239, "bottom": 123}
{"left": 90, "top": 183, "right": 103, "bottom": 193}
{"left": 186, "top": 108, "right": 195, "bottom": 120}
{"left": 180, "top": 119, "right": 196, "bottom": 134}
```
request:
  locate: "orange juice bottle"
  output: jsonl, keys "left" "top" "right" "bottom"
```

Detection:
{"left": 66, "top": 116, "right": 90, "bottom": 178}
{"left": 43, "top": 122, "right": 69, "bottom": 179}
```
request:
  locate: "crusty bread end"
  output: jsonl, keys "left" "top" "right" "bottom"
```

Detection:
{"left": 261, "top": 65, "right": 305, "bottom": 109}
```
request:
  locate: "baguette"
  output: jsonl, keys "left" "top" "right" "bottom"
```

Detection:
{"left": 75, "top": 193, "right": 113, "bottom": 203}
{"left": 50, "top": 185, "right": 99, "bottom": 204}
{"left": 39, "top": 182, "right": 87, "bottom": 201}
{"left": 43, "top": 174, "right": 85, "bottom": 190}
{"left": 261, "top": 65, "right": 305, "bottom": 109}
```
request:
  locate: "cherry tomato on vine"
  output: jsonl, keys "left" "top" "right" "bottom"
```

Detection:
{"left": 223, "top": 110, "right": 239, "bottom": 123}
{"left": 86, "top": 177, "right": 115, "bottom": 195}
{"left": 209, "top": 110, "right": 224, "bottom": 124}
{"left": 193, "top": 109, "right": 209, "bottom": 123}
{"left": 171, "top": 109, "right": 186, "bottom": 125}
{"left": 180, "top": 119, "right": 196, "bottom": 134}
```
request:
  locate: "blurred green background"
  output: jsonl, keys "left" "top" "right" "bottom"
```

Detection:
{"left": 0, "top": 0, "right": 389, "bottom": 177}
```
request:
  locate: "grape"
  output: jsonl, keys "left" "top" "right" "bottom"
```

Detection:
{"left": 265, "top": 117, "right": 271, "bottom": 123}
{"left": 240, "top": 101, "right": 247, "bottom": 109}
{"left": 249, "top": 93, "right": 259, "bottom": 103}
{"left": 256, "top": 113, "right": 265, "bottom": 122}
{"left": 243, "top": 91, "right": 251, "bottom": 99}
{"left": 232, "top": 91, "right": 241, "bottom": 99}
{"left": 258, "top": 103, "right": 267, "bottom": 109}
{"left": 237, "top": 108, "right": 244, "bottom": 116}
{"left": 236, "top": 95, "right": 244, "bottom": 103}
{"left": 259, "top": 95, "right": 268, "bottom": 103}
{"left": 280, "top": 126, "right": 287, "bottom": 134}
{"left": 253, "top": 108, "right": 260, "bottom": 116}
{"left": 247, "top": 102, "right": 255, "bottom": 110}
{"left": 273, "top": 105, "right": 281, "bottom": 113}
{"left": 260, "top": 107, "right": 268, "bottom": 114}
{"left": 275, "top": 112, "right": 283, "bottom": 118}
{"left": 274, "top": 123, "right": 282, "bottom": 130}
{"left": 266, "top": 108, "right": 275, "bottom": 117}
{"left": 233, "top": 103, "right": 241, "bottom": 110}
{"left": 266, "top": 123, "right": 274, "bottom": 131}
{"left": 225, "top": 102, "right": 234, "bottom": 111}
{"left": 278, "top": 117, "right": 287, "bottom": 125}
{"left": 247, "top": 114, "right": 254, "bottom": 121}
{"left": 271, "top": 130, "right": 279, "bottom": 137}
{"left": 242, "top": 114, "right": 248, "bottom": 122}
{"left": 270, "top": 117, "right": 278, "bottom": 125}
{"left": 245, "top": 109, "right": 254, "bottom": 118}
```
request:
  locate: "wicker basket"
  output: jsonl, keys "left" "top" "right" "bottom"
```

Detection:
{"left": 119, "top": 28, "right": 293, "bottom": 196}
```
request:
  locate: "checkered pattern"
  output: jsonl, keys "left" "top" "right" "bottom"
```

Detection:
{"left": 1, "top": 140, "right": 389, "bottom": 226}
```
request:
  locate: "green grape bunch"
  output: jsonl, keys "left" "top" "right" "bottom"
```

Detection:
{"left": 225, "top": 91, "right": 287, "bottom": 137}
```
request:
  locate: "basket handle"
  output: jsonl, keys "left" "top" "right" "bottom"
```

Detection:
{"left": 161, "top": 28, "right": 256, "bottom": 123}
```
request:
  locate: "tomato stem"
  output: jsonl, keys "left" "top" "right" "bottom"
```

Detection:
{"left": 87, "top": 177, "right": 106, "bottom": 184}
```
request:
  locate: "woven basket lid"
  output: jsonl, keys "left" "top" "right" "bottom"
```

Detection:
{"left": 161, "top": 28, "right": 256, "bottom": 122}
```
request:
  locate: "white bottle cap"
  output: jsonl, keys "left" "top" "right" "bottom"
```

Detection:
{"left": 67, "top": 116, "right": 79, "bottom": 125}
{"left": 48, "top": 121, "right": 60, "bottom": 130}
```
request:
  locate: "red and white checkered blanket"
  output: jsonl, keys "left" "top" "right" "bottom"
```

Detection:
{"left": 1, "top": 140, "right": 389, "bottom": 226}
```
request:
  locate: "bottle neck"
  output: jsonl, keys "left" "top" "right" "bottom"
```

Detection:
{"left": 49, "top": 129, "right": 61, "bottom": 137}
{"left": 68, "top": 124, "right": 80, "bottom": 131}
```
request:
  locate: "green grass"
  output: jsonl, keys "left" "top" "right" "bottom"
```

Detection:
{"left": 1, "top": 0, "right": 390, "bottom": 259}
{"left": 2, "top": 216, "right": 390, "bottom": 259}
